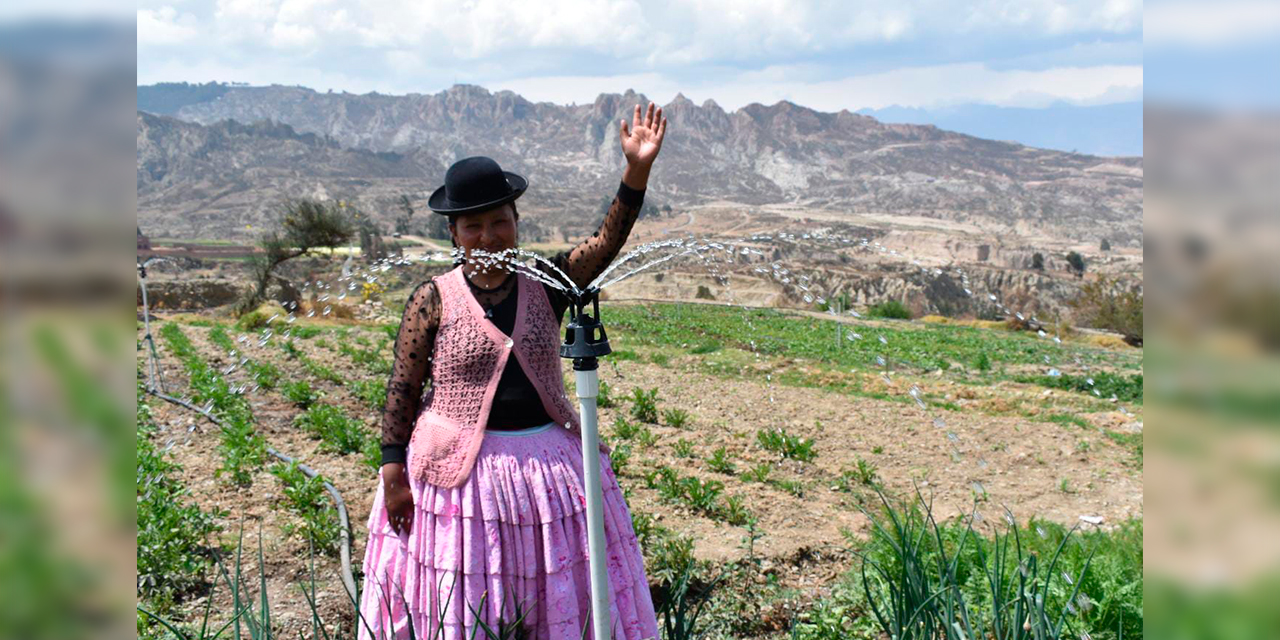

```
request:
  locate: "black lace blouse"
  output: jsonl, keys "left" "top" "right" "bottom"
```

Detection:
{"left": 380, "top": 181, "right": 645, "bottom": 466}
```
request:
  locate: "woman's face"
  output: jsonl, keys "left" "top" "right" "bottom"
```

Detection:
{"left": 450, "top": 204, "right": 518, "bottom": 260}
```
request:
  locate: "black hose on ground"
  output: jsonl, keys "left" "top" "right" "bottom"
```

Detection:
{"left": 145, "top": 388, "right": 360, "bottom": 636}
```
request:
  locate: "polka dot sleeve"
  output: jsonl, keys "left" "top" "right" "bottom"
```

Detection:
{"left": 544, "top": 181, "right": 645, "bottom": 311}
{"left": 380, "top": 280, "right": 440, "bottom": 466}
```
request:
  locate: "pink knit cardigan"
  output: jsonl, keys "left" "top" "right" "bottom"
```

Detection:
{"left": 406, "top": 266, "right": 606, "bottom": 488}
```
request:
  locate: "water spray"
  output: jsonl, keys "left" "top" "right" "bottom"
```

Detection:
{"left": 558, "top": 286, "right": 614, "bottom": 640}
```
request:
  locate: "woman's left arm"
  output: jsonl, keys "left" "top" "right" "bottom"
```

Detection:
{"left": 562, "top": 102, "right": 667, "bottom": 290}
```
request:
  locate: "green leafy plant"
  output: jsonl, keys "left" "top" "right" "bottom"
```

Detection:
{"left": 137, "top": 397, "right": 225, "bottom": 616}
{"left": 689, "top": 340, "right": 721, "bottom": 354}
{"left": 597, "top": 379, "right": 616, "bottom": 408}
{"left": 673, "top": 438, "right": 696, "bottom": 458}
{"left": 608, "top": 442, "right": 633, "bottom": 476}
{"left": 867, "top": 299, "right": 912, "bottom": 320}
{"left": 756, "top": 427, "right": 817, "bottom": 462}
{"left": 706, "top": 447, "right": 737, "bottom": 475}
{"left": 281, "top": 380, "right": 320, "bottom": 408}
{"left": 245, "top": 360, "right": 281, "bottom": 389}
{"left": 631, "top": 387, "right": 660, "bottom": 423}
{"left": 741, "top": 462, "right": 772, "bottom": 483}
{"left": 664, "top": 408, "right": 692, "bottom": 429}
{"left": 269, "top": 461, "right": 339, "bottom": 555}
{"left": 349, "top": 379, "right": 387, "bottom": 411}
{"left": 293, "top": 403, "right": 365, "bottom": 455}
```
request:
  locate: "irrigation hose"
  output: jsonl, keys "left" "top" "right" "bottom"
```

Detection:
{"left": 145, "top": 388, "right": 360, "bottom": 636}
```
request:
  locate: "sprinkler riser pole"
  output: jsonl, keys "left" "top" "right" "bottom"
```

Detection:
{"left": 560, "top": 289, "right": 612, "bottom": 640}
{"left": 573, "top": 360, "right": 611, "bottom": 640}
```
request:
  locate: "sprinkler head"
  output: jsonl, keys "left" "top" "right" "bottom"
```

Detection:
{"left": 560, "top": 287, "right": 612, "bottom": 361}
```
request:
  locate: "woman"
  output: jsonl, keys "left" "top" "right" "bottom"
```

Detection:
{"left": 359, "top": 103, "right": 668, "bottom": 640}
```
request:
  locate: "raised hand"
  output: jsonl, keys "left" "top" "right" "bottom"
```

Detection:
{"left": 620, "top": 102, "right": 667, "bottom": 168}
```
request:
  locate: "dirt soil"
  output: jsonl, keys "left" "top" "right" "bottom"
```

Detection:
{"left": 138, "top": 313, "right": 1142, "bottom": 638}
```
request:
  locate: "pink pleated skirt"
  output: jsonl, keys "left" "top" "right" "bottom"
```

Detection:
{"left": 358, "top": 422, "right": 658, "bottom": 640}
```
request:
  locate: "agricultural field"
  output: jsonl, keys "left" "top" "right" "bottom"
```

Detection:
{"left": 136, "top": 299, "right": 1143, "bottom": 639}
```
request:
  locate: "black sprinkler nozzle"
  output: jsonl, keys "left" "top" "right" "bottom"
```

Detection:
{"left": 560, "top": 287, "right": 611, "bottom": 362}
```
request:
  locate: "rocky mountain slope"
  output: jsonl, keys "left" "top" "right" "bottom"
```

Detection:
{"left": 138, "top": 84, "right": 1142, "bottom": 245}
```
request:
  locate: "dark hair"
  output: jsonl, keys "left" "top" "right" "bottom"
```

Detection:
{"left": 449, "top": 202, "right": 520, "bottom": 267}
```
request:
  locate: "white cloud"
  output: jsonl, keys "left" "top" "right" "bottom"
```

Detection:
{"left": 492, "top": 62, "right": 1142, "bottom": 111}
{"left": 137, "top": 6, "right": 199, "bottom": 46}
{"left": 1145, "top": 1, "right": 1280, "bottom": 48}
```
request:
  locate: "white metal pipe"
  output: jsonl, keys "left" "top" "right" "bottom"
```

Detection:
{"left": 574, "top": 366, "right": 612, "bottom": 640}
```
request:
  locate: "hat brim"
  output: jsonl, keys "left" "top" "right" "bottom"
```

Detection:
{"left": 427, "top": 171, "right": 528, "bottom": 216}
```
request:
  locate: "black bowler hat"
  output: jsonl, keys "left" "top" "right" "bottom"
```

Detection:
{"left": 427, "top": 156, "right": 528, "bottom": 217}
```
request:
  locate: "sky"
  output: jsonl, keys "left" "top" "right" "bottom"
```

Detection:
{"left": 128, "top": 0, "right": 1152, "bottom": 112}
{"left": 6, "top": 0, "right": 1276, "bottom": 154}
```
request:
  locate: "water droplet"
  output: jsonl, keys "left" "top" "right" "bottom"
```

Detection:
{"left": 323, "top": 306, "right": 332, "bottom": 316}
{"left": 875, "top": 355, "right": 887, "bottom": 367}
{"left": 878, "top": 335, "right": 888, "bottom": 345}
{"left": 504, "top": 338, "right": 514, "bottom": 349}
{"left": 1047, "top": 368, "right": 1062, "bottom": 377}
{"left": 909, "top": 386, "right": 926, "bottom": 409}
{"left": 933, "top": 417, "right": 946, "bottom": 429}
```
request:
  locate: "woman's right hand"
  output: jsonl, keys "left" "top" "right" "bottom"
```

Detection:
{"left": 382, "top": 462, "right": 414, "bottom": 535}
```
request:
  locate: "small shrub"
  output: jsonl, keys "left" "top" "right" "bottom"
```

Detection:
{"left": 681, "top": 477, "right": 724, "bottom": 513}
{"left": 349, "top": 379, "right": 386, "bottom": 411}
{"left": 720, "top": 494, "right": 754, "bottom": 526}
{"left": 611, "top": 349, "right": 642, "bottom": 362}
{"left": 866, "top": 299, "right": 912, "bottom": 319}
{"left": 756, "top": 427, "right": 817, "bottom": 462}
{"left": 269, "top": 460, "right": 339, "bottom": 555}
{"left": 293, "top": 403, "right": 364, "bottom": 455}
{"left": 835, "top": 458, "right": 880, "bottom": 492}
{"left": 706, "top": 447, "right": 737, "bottom": 475}
{"left": 303, "top": 359, "right": 346, "bottom": 386}
{"left": 608, "top": 442, "right": 633, "bottom": 476}
{"left": 972, "top": 351, "right": 992, "bottom": 372}
{"left": 741, "top": 463, "right": 772, "bottom": 483}
{"left": 246, "top": 360, "right": 282, "bottom": 389}
{"left": 282, "top": 380, "right": 319, "bottom": 408}
{"left": 648, "top": 467, "right": 684, "bottom": 503}
{"left": 649, "top": 353, "right": 671, "bottom": 367}
{"left": 672, "top": 438, "right": 695, "bottom": 458}
{"left": 631, "top": 387, "right": 659, "bottom": 424}
{"left": 597, "top": 380, "right": 616, "bottom": 408}
{"left": 695, "top": 285, "right": 715, "bottom": 300}
{"left": 689, "top": 340, "right": 721, "bottom": 354}
{"left": 663, "top": 408, "right": 691, "bottom": 429}
{"left": 769, "top": 477, "right": 806, "bottom": 497}
{"left": 613, "top": 415, "right": 641, "bottom": 440}
{"left": 279, "top": 339, "right": 303, "bottom": 359}
{"left": 290, "top": 325, "right": 323, "bottom": 340}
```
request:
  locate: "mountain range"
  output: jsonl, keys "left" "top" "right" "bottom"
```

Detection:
{"left": 137, "top": 83, "right": 1142, "bottom": 245}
